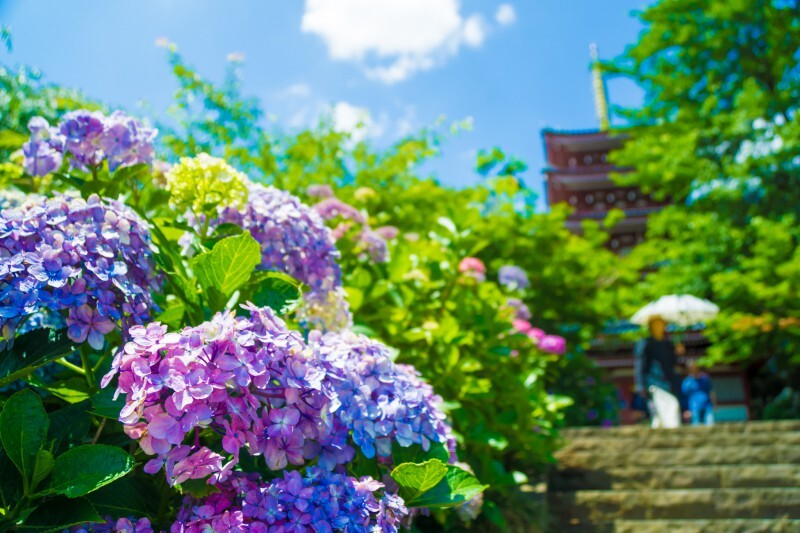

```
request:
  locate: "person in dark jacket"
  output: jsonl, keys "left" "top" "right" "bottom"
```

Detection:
{"left": 634, "top": 315, "right": 685, "bottom": 427}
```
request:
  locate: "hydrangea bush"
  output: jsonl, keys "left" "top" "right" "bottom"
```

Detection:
{"left": 0, "top": 118, "right": 485, "bottom": 532}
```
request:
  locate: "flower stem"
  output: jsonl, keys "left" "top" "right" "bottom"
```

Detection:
{"left": 80, "top": 349, "right": 98, "bottom": 393}
{"left": 55, "top": 357, "right": 85, "bottom": 375}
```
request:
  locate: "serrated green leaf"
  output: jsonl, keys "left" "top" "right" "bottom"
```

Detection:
{"left": 31, "top": 449, "right": 54, "bottom": 490}
{"left": 49, "top": 445, "right": 134, "bottom": 498}
{"left": 406, "top": 464, "right": 488, "bottom": 508}
{"left": 0, "top": 328, "right": 75, "bottom": 388}
{"left": 245, "top": 271, "right": 302, "bottom": 314}
{"left": 191, "top": 231, "right": 261, "bottom": 298}
{"left": 391, "top": 441, "right": 450, "bottom": 466}
{"left": 19, "top": 496, "right": 100, "bottom": 532}
{"left": 0, "top": 389, "right": 49, "bottom": 483}
{"left": 390, "top": 459, "right": 448, "bottom": 505}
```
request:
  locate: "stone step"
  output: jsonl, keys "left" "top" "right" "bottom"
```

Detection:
{"left": 562, "top": 432, "right": 800, "bottom": 451}
{"left": 552, "top": 518, "right": 800, "bottom": 533}
{"left": 560, "top": 419, "right": 800, "bottom": 439}
{"left": 549, "top": 464, "right": 800, "bottom": 491}
{"left": 548, "top": 488, "right": 800, "bottom": 522}
{"left": 556, "top": 445, "right": 800, "bottom": 469}
{"left": 613, "top": 518, "right": 800, "bottom": 533}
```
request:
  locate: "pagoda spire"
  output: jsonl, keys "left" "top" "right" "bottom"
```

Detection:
{"left": 589, "top": 43, "right": 610, "bottom": 131}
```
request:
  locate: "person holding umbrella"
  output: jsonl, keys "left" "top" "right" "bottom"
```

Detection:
{"left": 634, "top": 314, "right": 684, "bottom": 428}
{"left": 631, "top": 294, "right": 719, "bottom": 428}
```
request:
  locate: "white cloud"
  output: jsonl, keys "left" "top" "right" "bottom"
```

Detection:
{"left": 495, "top": 4, "right": 516, "bottom": 26}
{"left": 301, "top": 0, "right": 489, "bottom": 83}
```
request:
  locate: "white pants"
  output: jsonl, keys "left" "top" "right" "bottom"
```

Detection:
{"left": 648, "top": 386, "right": 681, "bottom": 429}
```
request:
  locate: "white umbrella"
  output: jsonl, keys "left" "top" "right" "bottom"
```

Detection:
{"left": 630, "top": 294, "right": 719, "bottom": 327}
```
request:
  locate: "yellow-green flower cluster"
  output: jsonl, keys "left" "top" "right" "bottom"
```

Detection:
{"left": 165, "top": 153, "right": 249, "bottom": 218}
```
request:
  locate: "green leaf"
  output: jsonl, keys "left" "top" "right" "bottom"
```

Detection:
{"left": 245, "top": 271, "right": 302, "bottom": 314}
{"left": 30, "top": 376, "right": 92, "bottom": 404}
{"left": 0, "top": 389, "right": 49, "bottom": 482}
{"left": 156, "top": 301, "right": 186, "bottom": 329}
{"left": 348, "top": 447, "right": 381, "bottom": 480}
{"left": 48, "top": 403, "right": 92, "bottom": 454}
{"left": 191, "top": 231, "right": 261, "bottom": 298}
{"left": 90, "top": 386, "right": 125, "bottom": 420}
{"left": 177, "top": 477, "right": 220, "bottom": 499}
{"left": 0, "top": 328, "right": 75, "bottom": 388}
{"left": 407, "top": 464, "right": 488, "bottom": 508}
{"left": 390, "top": 459, "right": 448, "bottom": 505}
{"left": 49, "top": 445, "right": 134, "bottom": 498}
{"left": 0, "top": 450, "right": 21, "bottom": 507}
{"left": 19, "top": 496, "right": 100, "bottom": 532}
{"left": 31, "top": 450, "right": 54, "bottom": 490}
{"left": 391, "top": 441, "right": 450, "bottom": 465}
{"left": 87, "top": 476, "right": 161, "bottom": 518}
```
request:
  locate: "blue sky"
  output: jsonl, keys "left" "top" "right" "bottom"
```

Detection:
{"left": 0, "top": 0, "right": 648, "bottom": 208}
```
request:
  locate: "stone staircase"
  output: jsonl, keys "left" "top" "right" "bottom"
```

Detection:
{"left": 547, "top": 420, "right": 800, "bottom": 532}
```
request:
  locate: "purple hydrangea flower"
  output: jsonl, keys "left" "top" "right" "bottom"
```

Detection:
{"left": 103, "top": 305, "right": 348, "bottom": 486}
{"left": 498, "top": 265, "right": 530, "bottom": 290}
{"left": 313, "top": 197, "right": 366, "bottom": 224}
{"left": 311, "top": 330, "right": 457, "bottom": 462}
{"left": 216, "top": 183, "right": 342, "bottom": 294}
{"left": 0, "top": 193, "right": 159, "bottom": 349}
{"left": 172, "top": 469, "right": 407, "bottom": 533}
{"left": 306, "top": 184, "right": 334, "bottom": 199}
{"left": 22, "top": 110, "right": 157, "bottom": 174}
{"left": 66, "top": 516, "right": 153, "bottom": 533}
{"left": 506, "top": 297, "right": 531, "bottom": 321}
{"left": 358, "top": 230, "right": 389, "bottom": 263}
{"left": 22, "top": 117, "right": 64, "bottom": 176}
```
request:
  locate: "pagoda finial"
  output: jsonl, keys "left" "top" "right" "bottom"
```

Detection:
{"left": 590, "top": 43, "right": 610, "bottom": 131}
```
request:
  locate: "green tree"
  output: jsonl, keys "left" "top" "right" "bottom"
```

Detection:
{"left": 607, "top": 0, "right": 800, "bottom": 405}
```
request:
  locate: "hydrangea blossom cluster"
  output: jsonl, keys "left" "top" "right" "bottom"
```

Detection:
{"left": 102, "top": 305, "right": 347, "bottom": 486}
{"left": 166, "top": 153, "right": 250, "bottom": 220}
{"left": 217, "top": 183, "right": 343, "bottom": 294}
{"left": 312, "top": 196, "right": 391, "bottom": 264}
{"left": 67, "top": 517, "right": 153, "bottom": 533}
{"left": 306, "top": 183, "right": 334, "bottom": 199}
{"left": 505, "top": 297, "right": 532, "bottom": 321}
{"left": 358, "top": 229, "right": 389, "bottom": 263}
{"left": 498, "top": 265, "right": 530, "bottom": 290}
{"left": 172, "top": 469, "right": 407, "bottom": 533}
{"left": 0, "top": 188, "right": 39, "bottom": 212}
{"left": 0, "top": 193, "right": 159, "bottom": 349}
{"left": 23, "top": 110, "right": 156, "bottom": 176}
{"left": 458, "top": 257, "right": 486, "bottom": 282}
{"left": 313, "top": 197, "right": 366, "bottom": 224}
{"left": 512, "top": 319, "right": 567, "bottom": 355}
{"left": 311, "top": 330, "right": 457, "bottom": 461}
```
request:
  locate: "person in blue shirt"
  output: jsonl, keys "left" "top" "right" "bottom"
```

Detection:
{"left": 681, "top": 361, "right": 716, "bottom": 426}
